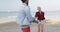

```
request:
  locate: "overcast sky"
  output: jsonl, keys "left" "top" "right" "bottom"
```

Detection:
{"left": 0, "top": 0, "right": 60, "bottom": 11}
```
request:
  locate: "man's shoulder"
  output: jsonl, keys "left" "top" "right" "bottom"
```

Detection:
{"left": 24, "top": 6, "right": 30, "bottom": 10}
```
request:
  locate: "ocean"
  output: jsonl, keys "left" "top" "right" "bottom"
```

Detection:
{"left": 0, "top": 11, "right": 60, "bottom": 20}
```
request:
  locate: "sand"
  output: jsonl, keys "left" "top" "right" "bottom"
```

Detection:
{"left": 0, "top": 18, "right": 60, "bottom": 32}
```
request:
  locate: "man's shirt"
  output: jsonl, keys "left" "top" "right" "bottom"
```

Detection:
{"left": 16, "top": 3, "right": 34, "bottom": 25}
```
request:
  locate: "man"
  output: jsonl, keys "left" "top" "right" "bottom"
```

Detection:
{"left": 35, "top": 7, "right": 46, "bottom": 32}
{"left": 16, "top": 0, "right": 35, "bottom": 32}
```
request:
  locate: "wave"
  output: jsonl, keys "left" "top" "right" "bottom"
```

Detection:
{"left": 0, "top": 16, "right": 17, "bottom": 20}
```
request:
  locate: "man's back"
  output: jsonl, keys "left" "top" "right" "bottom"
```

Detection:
{"left": 16, "top": 3, "right": 34, "bottom": 25}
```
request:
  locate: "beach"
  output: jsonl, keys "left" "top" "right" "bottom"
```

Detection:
{"left": 0, "top": 17, "right": 60, "bottom": 32}
{"left": 0, "top": 0, "right": 60, "bottom": 32}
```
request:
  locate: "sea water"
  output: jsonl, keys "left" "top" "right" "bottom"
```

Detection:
{"left": 0, "top": 11, "right": 60, "bottom": 20}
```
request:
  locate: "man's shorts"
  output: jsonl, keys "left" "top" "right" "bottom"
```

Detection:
{"left": 19, "top": 25, "right": 30, "bottom": 32}
{"left": 38, "top": 20, "right": 46, "bottom": 24}
{"left": 20, "top": 25, "right": 30, "bottom": 28}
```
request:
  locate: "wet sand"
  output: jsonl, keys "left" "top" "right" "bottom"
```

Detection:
{"left": 0, "top": 18, "right": 60, "bottom": 32}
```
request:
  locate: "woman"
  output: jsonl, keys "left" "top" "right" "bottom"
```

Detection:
{"left": 35, "top": 7, "right": 46, "bottom": 32}
{"left": 16, "top": 0, "right": 34, "bottom": 32}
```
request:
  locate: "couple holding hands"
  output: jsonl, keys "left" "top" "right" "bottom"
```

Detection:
{"left": 16, "top": 0, "right": 46, "bottom": 32}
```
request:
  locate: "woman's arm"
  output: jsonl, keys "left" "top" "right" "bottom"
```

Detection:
{"left": 33, "top": 12, "right": 38, "bottom": 23}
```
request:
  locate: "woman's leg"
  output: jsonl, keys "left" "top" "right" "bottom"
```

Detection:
{"left": 40, "top": 20, "right": 45, "bottom": 32}
{"left": 40, "top": 24, "right": 44, "bottom": 32}
{"left": 38, "top": 24, "right": 44, "bottom": 32}
{"left": 38, "top": 20, "right": 45, "bottom": 32}
{"left": 38, "top": 24, "right": 41, "bottom": 32}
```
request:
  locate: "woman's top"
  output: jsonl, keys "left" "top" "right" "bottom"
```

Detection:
{"left": 35, "top": 11, "right": 45, "bottom": 20}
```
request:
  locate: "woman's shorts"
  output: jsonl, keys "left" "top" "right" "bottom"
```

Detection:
{"left": 38, "top": 20, "right": 46, "bottom": 24}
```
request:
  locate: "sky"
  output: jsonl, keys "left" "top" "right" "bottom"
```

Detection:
{"left": 0, "top": 0, "right": 60, "bottom": 11}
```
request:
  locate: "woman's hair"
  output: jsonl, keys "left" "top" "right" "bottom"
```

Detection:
{"left": 21, "top": 0, "right": 26, "bottom": 3}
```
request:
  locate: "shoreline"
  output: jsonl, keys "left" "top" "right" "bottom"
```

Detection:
{"left": 0, "top": 17, "right": 60, "bottom": 25}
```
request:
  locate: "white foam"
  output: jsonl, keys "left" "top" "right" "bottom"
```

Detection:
{"left": 0, "top": 16, "right": 17, "bottom": 20}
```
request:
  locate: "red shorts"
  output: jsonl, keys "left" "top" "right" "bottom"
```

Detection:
{"left": 21, "top": 27, "right": 30, "bottom": 32}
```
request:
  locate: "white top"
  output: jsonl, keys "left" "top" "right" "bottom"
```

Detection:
{"left": 16, "top": 3, "right": 34, "bottom": 25}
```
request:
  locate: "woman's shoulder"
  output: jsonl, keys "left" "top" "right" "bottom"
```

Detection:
{"left": 36, "top": 11, "right": 39, "bottom": 13}
{"left": 41, "top": 11, "right": 44, "bottom": 14}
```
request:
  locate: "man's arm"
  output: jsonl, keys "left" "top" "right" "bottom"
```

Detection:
{"left": 24, "top": 6, "right": 34, "bottom": 22}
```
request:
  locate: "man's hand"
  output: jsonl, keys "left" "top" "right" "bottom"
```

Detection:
{"left": 33, "top": 19, "right": 38, "bottom": 23}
